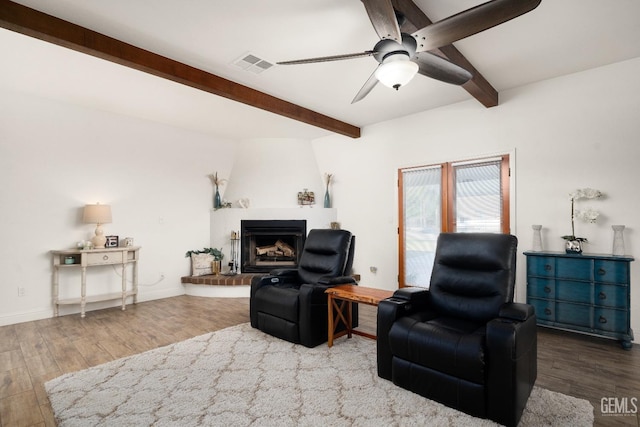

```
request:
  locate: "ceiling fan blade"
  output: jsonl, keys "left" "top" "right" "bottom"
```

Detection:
{"left": 414, "top": 52, "right": 472, "bottom": 85}
{"left": 278, "top": 51, "right": 374, "bottom": 65}
{"left": 413, "top": 0, "right": 541, "bottom": 52}
{"left": 361, "top": 0, "right": 402, "bottom": 41}
{"left": 351, "top": 67, "right": 380, "bottom": 104}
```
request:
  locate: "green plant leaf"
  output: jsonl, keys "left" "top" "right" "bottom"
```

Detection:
{"left": 185, "top": 247, "right": 224, "bottom": 260}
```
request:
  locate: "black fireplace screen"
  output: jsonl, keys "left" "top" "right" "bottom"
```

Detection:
{"left": 240, "top": 220, "right": 306, "bottom": 273}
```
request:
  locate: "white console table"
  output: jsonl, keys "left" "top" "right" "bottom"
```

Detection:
{"left": 51, "top": 246, "right": 140, "bottom": 318}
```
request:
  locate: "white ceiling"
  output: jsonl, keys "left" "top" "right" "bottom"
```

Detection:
{"left": 2, "top": 0, "right": 640, "bottom": 140}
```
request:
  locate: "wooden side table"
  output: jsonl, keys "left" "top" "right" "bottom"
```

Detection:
{"left": 325, "top": 284, "right": 394, "bottom": 347}
{"left": 51, "top": 246, "right": 141, "bottom": 318}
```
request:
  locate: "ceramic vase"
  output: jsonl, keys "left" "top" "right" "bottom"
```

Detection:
{"left": 531, "top": 225, "right": 543, "bottom": 251}
{"left": 612, "top": 225, "right": 625, "bottom": 256}
{"left": 565, "top": 239, "right": 582, "bottom": 254}
{"left": 212, "top": 260, "right": 221, "bottom": 275}
{"left": 214, "top": 187, "right": 221, "bottom": 209}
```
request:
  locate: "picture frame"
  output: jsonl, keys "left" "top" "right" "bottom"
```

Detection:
{"left": 105, "top": 235, "right": 119, "bottom": 248}
{"left": 297, "top": 189, "right": 315, "bottom": 205}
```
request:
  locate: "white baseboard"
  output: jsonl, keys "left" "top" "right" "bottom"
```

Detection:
{"left": 183, "top": 284, "right": 250, "bottom": 298}
{"left": 0, "top": 287, "right": 187, "bottom": 326}
{"left": 137, "top": 287, "right": 186, "bottom": 302}
{"left": 0, "top": 308, "right": 54, "bottom": 326}
{"left": 0, "top": 285, "right": 247, "bottom": 326}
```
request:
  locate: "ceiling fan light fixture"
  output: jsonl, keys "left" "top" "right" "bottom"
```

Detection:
{"left": 375, "top": 53, "right": 419, "bottom": 90}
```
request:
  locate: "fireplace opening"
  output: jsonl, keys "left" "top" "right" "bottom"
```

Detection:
{"left": 241, "top": 220, "right": 306, "bottom": 273}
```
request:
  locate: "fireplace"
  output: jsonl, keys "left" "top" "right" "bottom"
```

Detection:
{"left": 241, "top": 220, "right": 307, "bottom": 273}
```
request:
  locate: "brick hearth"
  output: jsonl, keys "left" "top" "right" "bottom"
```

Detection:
{"left": 181, "top": 273, "right": 265, "bottom": 286}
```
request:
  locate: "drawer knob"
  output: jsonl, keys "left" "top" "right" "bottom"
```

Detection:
{"left": 544, "top": 264, "right": 552, "bottom": 271}
{"left": 597, "top": 268, "right": 606, "bottom": 276}
{"left": 103, "top": 255, "right": 109, "bottom": 261}
{"left": 599, "top": 316, "right": 607, "bottom": 324}
{"left": 544, "top": 286, "right": 551, "bottom": 294}
{"left": 544, "top": 308, "right": 552, "bottom": 315}
{"left": 598, "top": 292, "right": 607, "bottom": 300}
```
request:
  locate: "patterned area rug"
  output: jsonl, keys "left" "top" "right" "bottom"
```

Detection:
{"left": 45, "top": 323, "right": 593, "bottom": 426}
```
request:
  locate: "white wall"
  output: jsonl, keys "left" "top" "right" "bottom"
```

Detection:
{"left": 3, "top": 56, "right": 639, "bottom": 339}
{"left": 223, "top": 138, "right": 326, "bottom": 208}
{"left": 312, "top": 57, "right": 640, "bottom": 336}
{"left": 0, "top": 90, "right": 236, "bottom": 324}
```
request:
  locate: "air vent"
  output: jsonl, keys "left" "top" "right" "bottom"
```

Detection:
{"left": 232, "top": 53, "right": 274, "bottom": 74}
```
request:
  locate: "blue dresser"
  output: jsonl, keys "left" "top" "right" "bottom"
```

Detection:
{"left": 524, "top": 251, "right": 634, "bottom": 349}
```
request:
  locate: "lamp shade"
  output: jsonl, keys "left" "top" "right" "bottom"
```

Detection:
{"left": 83, "top": 203, "right": 112, "bottom": 224}
{"left": 375, "top": 54, "right": 419, "bottom": 90}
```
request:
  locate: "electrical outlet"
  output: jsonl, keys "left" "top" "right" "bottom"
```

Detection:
{"left": 18, "top": 286, "right": 25, "bottom": 297}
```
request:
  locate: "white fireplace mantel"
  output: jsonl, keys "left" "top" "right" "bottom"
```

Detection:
{"left": 210, "top": 207, "right": 337, "bottom": 271}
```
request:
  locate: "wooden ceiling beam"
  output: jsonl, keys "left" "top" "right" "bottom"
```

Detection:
{"left": 391, "top": 0, "right": 499, "bottom": 107}
{"left": 0, "top": 0, "right": 361, "bottom": 138}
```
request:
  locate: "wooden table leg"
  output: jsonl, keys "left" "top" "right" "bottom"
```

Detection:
{"left": 80, "top": 266, "right": 87, "bottom": 318}
{"left": 328, "top": 297, "right": 353, "bottom": 347}
{"left": 347, "top": 300, "right": 352, "bottom": 338}
{"left": 327, "top": 293, "right": 335, "bottom": 347}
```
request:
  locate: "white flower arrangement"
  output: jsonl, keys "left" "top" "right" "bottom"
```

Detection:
{"left": 569, "top": 188, "right": 602, "bottom": 201}
{"left": 562, "top": 188, "right": 603, "bottom": 242}
{"left": 575, "top": 208, "right": 600, "bottom": 223}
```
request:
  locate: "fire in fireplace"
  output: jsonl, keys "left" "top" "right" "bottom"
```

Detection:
{"left": 241, "top": 220, "right": 306, "bottom": 273}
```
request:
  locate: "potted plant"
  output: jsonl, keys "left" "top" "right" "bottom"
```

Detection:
{"left": 561, "top": 188, "right": 602, "bottom": 254}
{"left": 185, "top": 248, "right": 224, "bottom": 275}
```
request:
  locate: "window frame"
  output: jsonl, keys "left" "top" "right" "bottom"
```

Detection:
{"left": 398, "top": 154, "right": 511, "bottom": 288}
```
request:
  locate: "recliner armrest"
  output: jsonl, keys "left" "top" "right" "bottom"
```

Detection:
{"left": 377, "top": 295, "right": 418, "bottom": 380}
{"left": 391, "top": 287, "right": 431, "bottom": 306}
{"left": 269, "top": 268, "right": 299, "bottom": 278}
{"left": 317, "top": 276, "right": 357, "bottom": 286}
{"left": 253, "top": 268, "right": 301, "bottom": 289}
{"left": 499, "top": 302, "right": 535, "bottom": 322}
{"left": 486, "top": 306, "right": 537, "bottom": 426}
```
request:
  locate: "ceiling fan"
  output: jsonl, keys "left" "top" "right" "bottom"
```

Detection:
{"left": 277, "top": 0, "right": 541, "bottom": 103}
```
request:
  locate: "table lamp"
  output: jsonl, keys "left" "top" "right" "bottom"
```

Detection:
{"left": 83, "top": 203, "right": 112, "bottom": 249}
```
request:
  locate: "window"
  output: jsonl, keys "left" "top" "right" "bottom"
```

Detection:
{"left": 399, "top": 155, "right": 510, "bottom": 288}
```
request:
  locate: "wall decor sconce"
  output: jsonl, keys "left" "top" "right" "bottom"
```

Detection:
{"left": 82, "top": 203, "right": 112, "bottom": 249}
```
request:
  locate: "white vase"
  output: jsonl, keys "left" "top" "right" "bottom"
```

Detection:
{"left": 612, "top": 225, "right": 626, "bottom": 256}
{"left": 531, "top": 225, "right": 543, "bottom": 251}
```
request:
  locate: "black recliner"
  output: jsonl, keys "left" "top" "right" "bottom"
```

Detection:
{"left": 377, "top": 233, "right": 537, "bottom": 427}
{"left": 250, "top": 228, "right": 357, "bottom": 348}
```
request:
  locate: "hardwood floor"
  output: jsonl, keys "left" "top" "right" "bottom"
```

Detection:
{"left": 0, "top": 296, "right": 638, "bottom": 426}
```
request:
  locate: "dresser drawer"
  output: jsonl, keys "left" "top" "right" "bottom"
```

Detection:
{"left": 556, "top": 258, "right": 592, "bottom": 281}
{"left": 556, "top": 280, "right": 592, "bottom": 304}
{"left": 594, "top": 260, "right": 629, "bottom": 284}
{"left": 555, "top": 302, "right": 591, "bottom": 328}
{"left": 527, "top": 277, "right": 555, "bottom": 299}
{"left": 529, "top": 298, "right": 555, "bottom": 322}
{"left": 594, "top": 307, "right": 628, "bottom": 333}
{"left": 527, "top": 257, "right": 555, "bottom": 277}
{"left": 86, "top": 251, "right": 123, "bottom": 265}
{"left": 595, "top": 284, "right": 628, "bottom": 308}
